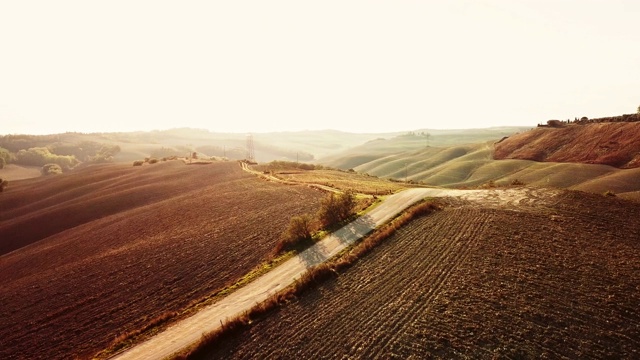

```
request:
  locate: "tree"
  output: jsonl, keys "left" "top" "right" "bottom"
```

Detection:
{"left": 88, "top": 144, "right": 121, "bottom": 163}
{"left": 317, "top": 190, "right": 357, "bottom": 227}
{"left": 285, "top": 215, "right": 313, "bottom": 242}
{"left": 0, "top": 147, "right": 11, "bottom": 168}
{"left": 274, "top": 214, "right": 314, "bottom": 254}
{"left": 41, "top": 163, "right": 63, "bottom": 175}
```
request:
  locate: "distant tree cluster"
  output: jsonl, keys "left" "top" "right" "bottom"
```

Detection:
{"left": 539, "top": 113, "right": 639, "bottom": 127}
{"left": 150, "top": 147, "right": 181, "bottom": 159}
{"left": 0, "top": 135, "right": 121, "bottom": 173}
{"left": 89, "top": 144, "right": 121, "bottom": 163}
{"left": 0, "top": 147, "right": 12, "bottom": 169}
{"left": 263, "top": 160, "right": 322, "bottom": 171}
{"left": 16, "top": 147, "right": 79, "bottom": 169}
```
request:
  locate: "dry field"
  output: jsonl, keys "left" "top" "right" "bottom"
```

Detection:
{"left": 202, "top": 190, "right": 640, "bottom": 359}
{"left": 269, "top": 169, "right": 415, "bottom": 195}
{"left": 0, "top": 161, "right": 325, "bottom": 360}
{"left": 0, "top": 164, "right": 41, "bottom": 181}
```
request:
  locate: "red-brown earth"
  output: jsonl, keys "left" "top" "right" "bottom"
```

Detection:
{"left": 0, "top": 161, "right": 325, "bottom": 360}
{"left": 494, "top": 122, "right": 640, "bottom": 168}
{"left": 202, "top": 190, "right": 640, "bottom": 359}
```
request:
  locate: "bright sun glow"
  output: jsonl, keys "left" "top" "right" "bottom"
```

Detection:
{"left": 1, "top": 0, "right": 639, "bottom": 135}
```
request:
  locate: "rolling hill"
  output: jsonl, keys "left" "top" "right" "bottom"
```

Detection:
{"left": 495, "top": 122, "right": 640, "bottom": 168}
{"left": 319, "top": 123, "right": 640, "bottom": 199}
{"left": 318, "top": 127, "right": 530, "bottom": 170}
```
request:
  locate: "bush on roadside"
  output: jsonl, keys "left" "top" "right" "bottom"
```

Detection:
{"left": 274, "top": 214, "right": 314, "bottom": 254}
{"left": 317, "top": 190, "right": 356, "bottom": 227}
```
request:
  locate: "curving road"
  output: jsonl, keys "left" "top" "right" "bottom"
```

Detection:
{"left": 110, "top": 188, "right": 441, "bottom": 360}
{"left": 110, "top": 186, "right": 550, "bottom": 360}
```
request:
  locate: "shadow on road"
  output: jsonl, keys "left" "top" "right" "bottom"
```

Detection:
{"left": 299, "top": 241, "right": 329, "bottom": 268}
{"left": 334, "top": 215, "right": 376, "bottom": 247}
{"left": 298, "top": 215, "right": 377, "bottom": 268}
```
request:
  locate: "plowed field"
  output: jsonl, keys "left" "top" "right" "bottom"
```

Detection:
{"left": 204, "top": 191, "right": 640, "bottom": 359}
{"left": 0, "top": 161, "right": 325, "bottom": 360}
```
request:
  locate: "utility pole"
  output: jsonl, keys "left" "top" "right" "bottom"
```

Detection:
{"left": 246, "top": 134, "right": 255, "bottom": 162}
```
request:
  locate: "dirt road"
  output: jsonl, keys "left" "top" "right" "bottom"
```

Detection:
{"left": 110, "top": 187, "right": 549, "bottom": 360}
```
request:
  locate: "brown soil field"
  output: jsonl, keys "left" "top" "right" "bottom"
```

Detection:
{"left": 202, "top": 190, "right": 640, "bottom": 359}
{"left": 0, "top": 161, "right": 325, "bottom": 360}
{"left": 494, "top": 122, "right": 640, "bottom": 168}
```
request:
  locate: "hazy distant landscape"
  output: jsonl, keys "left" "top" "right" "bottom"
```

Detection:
{"left": 3, "top": 121, "right": 639, "bottom": 199}
{"left": 2, "top": 1, "right": 640, "bottom": 359}
{"left": 1, "top": 118, "right": 640, "bottom": 359}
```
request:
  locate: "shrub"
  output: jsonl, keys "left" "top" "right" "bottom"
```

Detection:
{"left": 480, "top": 180, "right": 496, "bottom": 188}
{"left": 510, "top": 179, "right": 525, "bottom": 186}
{"left": 0, "top": 178, "right": 8, "bottom": 192}
{"left": 133, "top": 160, "right": 144, "bottom": 166}
{"left": 274, "top": 214, "right": 314, "bottom": 254}
{"left": 41, "top": 163, "right": 63, "bottom": 175}
{"left": 604, "top": 190, "right": 616, "bottom": 197}
{"left": 148, "top": 158, "right": 159, "bottom": 164}
{"left": 317, "top": 190, "right": 356, "bottom": 227}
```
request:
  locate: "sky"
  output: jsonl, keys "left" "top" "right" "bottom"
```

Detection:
{"left": 1, "top": 0, "right": 639, "bottom": 135}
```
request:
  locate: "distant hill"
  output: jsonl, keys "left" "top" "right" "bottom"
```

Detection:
{"left": 318, "top": 124, "right": 640, "bottom": 199}
{"left": 495, "top": 122, "right": 640, "bottom": 168}
{"left": 351, "top": 142, "right": 638, "bottom": 190}
{"left": 319, "top": 127, "right": 531, "bottom": 170}
{"left": 0, "top": 129, "right": 389, "bottom": 180}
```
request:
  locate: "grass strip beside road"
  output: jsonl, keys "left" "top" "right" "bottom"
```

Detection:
{"left": 172, "top": 200, "right": 441, "bottom": 360}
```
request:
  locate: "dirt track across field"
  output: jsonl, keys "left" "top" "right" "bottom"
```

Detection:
{"left": 111, "top": 187, "right": 551, "bottom": 360}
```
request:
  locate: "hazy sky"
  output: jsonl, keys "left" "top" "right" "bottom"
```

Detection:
{"left": 1, "top": 1, "right": 638, "bottom": 135}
